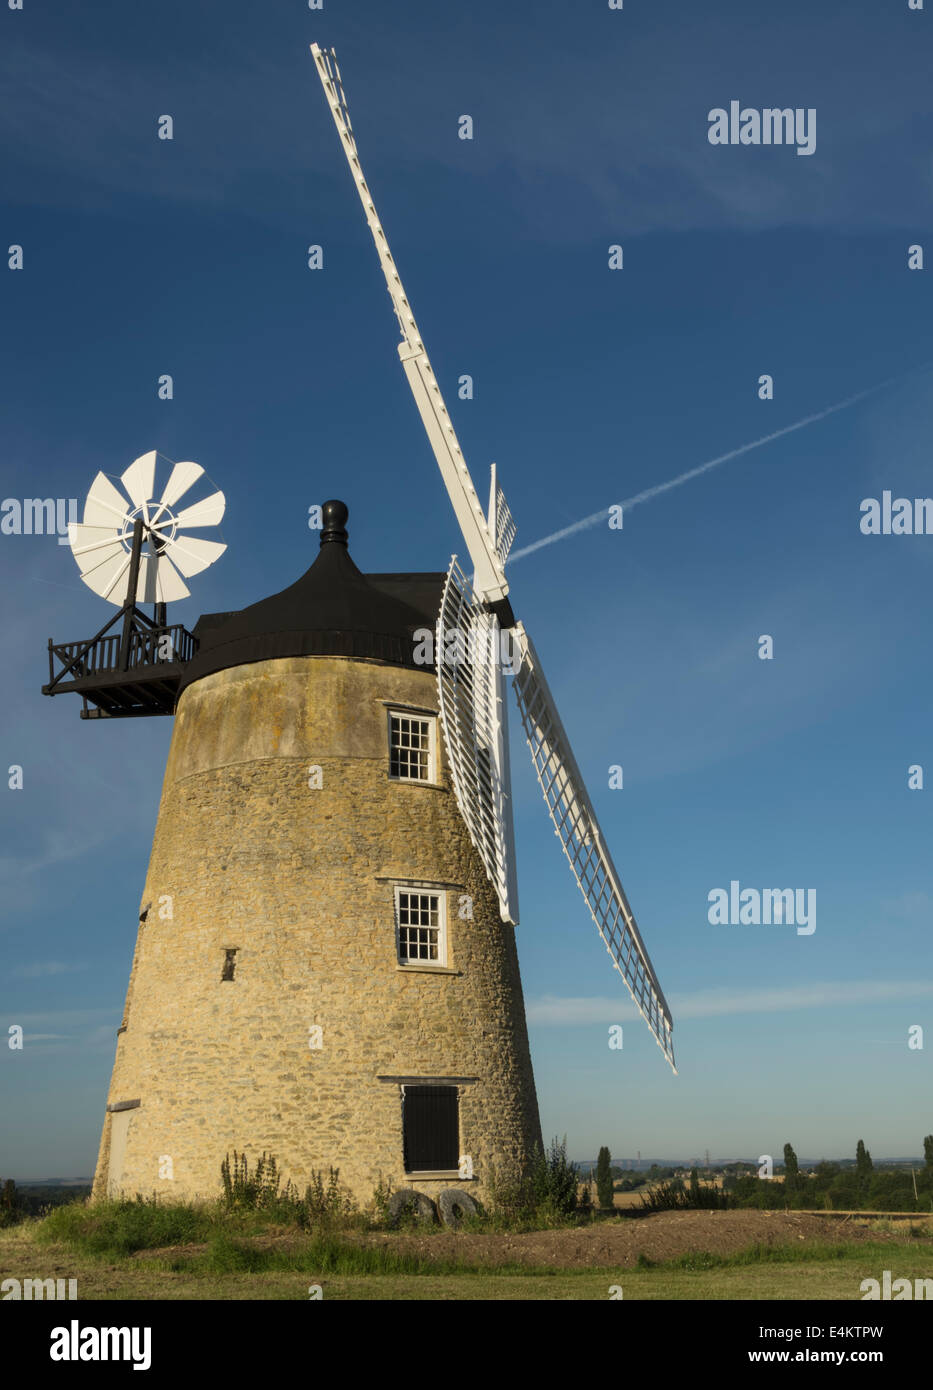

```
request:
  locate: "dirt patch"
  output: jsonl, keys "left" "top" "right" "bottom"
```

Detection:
{"left": 124, "top": 1211, "right": 933, "bottom": 1271}
{"left": 359, "top": 1210, "right": 932, "bottom": 1270}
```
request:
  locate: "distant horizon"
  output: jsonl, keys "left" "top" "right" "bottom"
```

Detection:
{"left": 10, "top": 1154, "right": 930, "bottom": 1185}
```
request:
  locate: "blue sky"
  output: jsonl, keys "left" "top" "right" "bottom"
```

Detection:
{"left": 2, "top": 0, "right": 932, "bottom": 1176}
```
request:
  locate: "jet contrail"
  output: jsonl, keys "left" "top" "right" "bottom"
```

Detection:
{"left": 509, "top": 366, "right": 929, "bottom": 564}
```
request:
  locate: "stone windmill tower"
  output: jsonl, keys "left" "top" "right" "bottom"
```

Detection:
{"left": 88, "top": 497, "right": 543, "bottom": 1204}
{"left": 41, "top": 45, "right": 675, "bottom": 1213}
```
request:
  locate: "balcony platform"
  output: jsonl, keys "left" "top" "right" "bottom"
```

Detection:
{"left": 42, "top": 618, "right": 197, "bottom": 719}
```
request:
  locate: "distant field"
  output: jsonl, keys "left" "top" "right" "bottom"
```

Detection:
{"left": 591, "top": 1177, "right": 728, "bottom": 1208}
{"left": 613, "top": 1189, "right": 651, "bottom": 1208}
{"left": 2, "top": 1209, "right": 931, "bottom": 1300}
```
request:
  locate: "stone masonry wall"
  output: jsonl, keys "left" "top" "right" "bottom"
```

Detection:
{"left": 92, "top": 655, "right": 542, "bottom": 1208}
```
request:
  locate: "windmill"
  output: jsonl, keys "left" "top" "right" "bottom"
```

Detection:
{"left": 39, "top": 49, "right": 672, "bottom": 1215}
{"left": 311, "top": 44, "right": 675, "bottom": 1072}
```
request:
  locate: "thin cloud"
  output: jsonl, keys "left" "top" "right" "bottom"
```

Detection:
{"left": 10, "top": 961, "right": 88, "bottom": 979}
{"left": 0, "top": 827, "right": 115, "bottom": 920}
{"left": 879, "top": 892, "right": 933, "bottom": 925}
{"left": 0, "top": 1008, "right": 117, "bottom": 1028}
{"left": 5, "top": 20, "right": 933, "bottom": 238}
{"left": 528, "top": 979, "right": 933, "bottom": 1026}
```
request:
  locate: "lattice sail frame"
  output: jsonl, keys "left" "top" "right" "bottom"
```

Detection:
{"left": 512, "top": 625, "right": 676, "bottom": 1071}
{"left": 488, "top": 464, "right": 517, "bottom": 568}
{"left": 436, "top": 558, "right": 519, "bottom": 925}
{"left": 494, "top": 488, "right": 516, "bottom": 566}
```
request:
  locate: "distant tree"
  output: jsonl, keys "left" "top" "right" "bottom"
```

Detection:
{"left": 0, "top": 1179, "right": 20, "bottom": 1230}
{"left": 689, "top": 1167, "right": 700, "bottom": 1198}
{"left": 733, "top": 1175, "right": 785, "bottom": 1210}
{"left": 856, "top": 1140, "right": 873, "bottom": 1188}
{"left": 866, "top": 1170, "right": 916, "bottom": 1212}
{"left": 596, "top": 1147, "right": 614, "bottom": 1211}
{"left": 923, "top": 1135, "right": 933, "bottom": 1173}
{"left": 813, "top": 1162, "right": 841, "bottom": 1192}
{"left": 828, "top": 1171, "right": 860, "bottom": 1210}
{"left": 783, "top": 1144, "right": 800, "bottom": 1193}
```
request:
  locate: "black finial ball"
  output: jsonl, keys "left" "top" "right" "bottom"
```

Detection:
{"left": 320, "top": 499, "right": 349, "bottom": 547}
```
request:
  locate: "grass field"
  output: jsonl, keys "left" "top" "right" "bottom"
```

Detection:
{"left": 2, "top": 1206, "right": 931, "bottom": 1300}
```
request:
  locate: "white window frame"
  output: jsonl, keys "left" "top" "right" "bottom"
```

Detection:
{"left": 387, "top": 707, "right": 437, "bottom": 784}
{"left": 395, "top": 887, "right": 447, "bottom": 967}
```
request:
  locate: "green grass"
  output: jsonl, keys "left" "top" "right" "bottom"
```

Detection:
{"left": 29, "top": 1203, "right": 549, "bottom": 1276}
{"left": 303, "top": 1255, "right": 933, "bottom": 1300}
{"left": 5, "top": 1239, "right": 932, "bottom": 1300}
{"left": 632, "top": 1239, "right": 927, "bottom": 1272}
{"left": 179, "top": 1231, "right": 537, "bottom": 1277}
{"left": 10, "top": 1201, "right": 932, "bottom": 1300}
{"left": 36, "top": 1198, "right": 218, "bottom": 1257}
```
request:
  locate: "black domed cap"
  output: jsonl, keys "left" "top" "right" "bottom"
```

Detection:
{"left": 180, "top": 501, "right": 444, "bottom": 691}
{"left": 320, "top": 499, "right": 348, "bottom": 546}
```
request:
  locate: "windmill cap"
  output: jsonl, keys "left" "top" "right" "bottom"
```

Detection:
{"left": 179, "top": 509, "right": 446, "bottom": 691}
{"left": 320, "top": 499, "right": 349, "bottom": 546}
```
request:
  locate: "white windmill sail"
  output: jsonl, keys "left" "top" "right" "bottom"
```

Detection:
{"left": 488, "top": 463, "right": 517, "bottom": 568}
{"left": 69, "top": 453, "right": 226, "bottom": 606}
{"left": 311, "top": 44, "right": 675, "bottom": 1071}
{"left": 512, "top": 624, "right": 676, "bottom": 1071}
{"left": 311, "top": 43, "right": 508, "bottom": 607}
{"left": 436, "top": 557, "right": 519, "bottom": 925}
